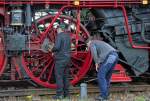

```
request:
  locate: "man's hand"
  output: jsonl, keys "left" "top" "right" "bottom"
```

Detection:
{"left": 95, "top": 63, "right": 99, "bottom": 72}
{"left": 48, "top": 43, "right": 54, "bottom": 52}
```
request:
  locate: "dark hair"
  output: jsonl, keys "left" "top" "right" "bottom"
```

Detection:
{"left": 59, "top": 23, "right": 69, "bottom": 30}
{"left": 85, "top": 36, "right": 92, "bottom": 43}
{"left": 85, "top": 34, "right": 103, "bottom": 43}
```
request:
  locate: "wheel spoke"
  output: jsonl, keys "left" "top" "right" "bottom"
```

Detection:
{"left": 71, "top": 55, "right": 84, "bottom": 63}
{"left": 47, "top": 62, "right": 55, "bottom": 82}
{"left": 71, "top": 61, "right": 80, "bottom": 69}
{"left": 31, "top": 57, "right": 50, "bottom": 72}
{"left": 39, "top": 59, "right": 52, "bottom": 78}
{"left": 70, "top": 68, "right": 76, "bottom": 78}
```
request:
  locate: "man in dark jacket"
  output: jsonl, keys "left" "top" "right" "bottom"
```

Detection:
{"left": 87, "top": 37, "right": 118, "bottom": 101}
{"left": 51, "top": 23, "right": 71, "bottom": 99}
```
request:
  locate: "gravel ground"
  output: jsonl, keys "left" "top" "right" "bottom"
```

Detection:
{"left": 0, "top": 91, "right": 150, "bottom": 101}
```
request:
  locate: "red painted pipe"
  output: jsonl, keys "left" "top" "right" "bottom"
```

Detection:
{"left": 121, "top": 6, "right": 150, "bottom": 49}
{"left": 0, "top": 0, "right": 141, "bottom": 5}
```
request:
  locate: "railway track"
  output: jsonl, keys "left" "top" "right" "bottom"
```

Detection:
{"left": 0, "top": 83, "right": 150, "bottom": 97}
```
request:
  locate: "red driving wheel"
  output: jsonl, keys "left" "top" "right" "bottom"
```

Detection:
{"left": 22, "top": 15, "right": 92, "bottom": 88}
{"left": 0, "top": 32, "right": 7, "bottom": 77}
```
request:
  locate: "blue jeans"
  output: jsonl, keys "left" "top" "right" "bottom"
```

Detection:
{"left": 97, "top": 51, "right": 118, "bottom": 99}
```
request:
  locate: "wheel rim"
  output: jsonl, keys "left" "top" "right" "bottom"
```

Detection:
{"left": 0, "top": 32, "right": 7, "bottom": 77}
{"left": 22, "top": 15, "right": 92, "bottom": 88}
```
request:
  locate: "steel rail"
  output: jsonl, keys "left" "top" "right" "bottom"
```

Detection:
{"left": 0, "top": 84, "right": 150, "bottom": 97}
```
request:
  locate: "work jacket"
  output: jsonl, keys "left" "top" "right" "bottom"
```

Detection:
{"left": 52, "top": 32, "right": 71, "bottom": 60}
{"left": 90, "top": 40, "right": 116, "bottom": 64}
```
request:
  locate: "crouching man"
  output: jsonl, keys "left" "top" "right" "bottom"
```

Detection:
{"left": 87, "top": 36, "right": 118, "bottom": 101}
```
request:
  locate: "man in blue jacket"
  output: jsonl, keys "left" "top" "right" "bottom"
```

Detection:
{"left": 87, "top": 36, "right": 118, "bottom": 101}
{"left": 51, "top": 23, "right": 71, "bottom": 100}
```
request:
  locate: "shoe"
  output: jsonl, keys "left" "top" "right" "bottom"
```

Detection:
{"left": 64, "top": 93, "right": 70, "bottom": 98}
{"left": 64, "top": 95, "right": 70, "bottom": 99}
{"left": 95, "top": 96, "right": 108, "bottom": 101}
{"left": 52, "top": 95, "right": 64, "bottom": 100}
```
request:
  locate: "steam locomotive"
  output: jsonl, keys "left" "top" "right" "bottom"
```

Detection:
{"left": 0, "top": 0, "right": 149, "bottom": 88}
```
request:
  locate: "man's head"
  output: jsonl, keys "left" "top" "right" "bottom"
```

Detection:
{"left": 86, "top": 34, "right": 103, "bottom": 47}
{"left": 57, "top": 23, "right": 69, "bottom": 33}
{"left": 59, "top": 23, "right": 66, "bottom": 30}
{"left": 86, "top": 36, "right": 92, "bottom": 47}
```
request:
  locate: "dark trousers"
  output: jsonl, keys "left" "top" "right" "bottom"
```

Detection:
{"left": 54, "top": 58, "right": 70, "bottom": 96}
{"left": 97, "top": 51, "right": 118, "bottom": 99}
